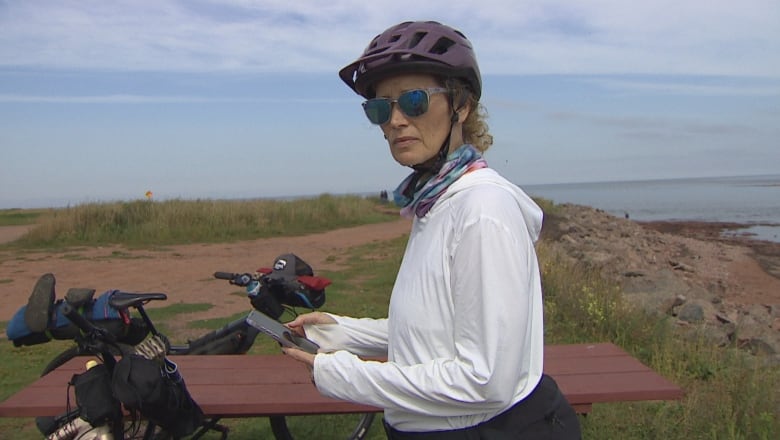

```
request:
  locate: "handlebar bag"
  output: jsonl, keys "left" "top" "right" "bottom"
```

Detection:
{"left": 6, "top": 306, "right": 51, "bottom": 346}
{"left": 271, "top": 253, "right": 315, "bottom": 277}
{"left": 7, "top": 287, "right": 98, "bottom": 346}
{"left": 48, "top": 290, "right": 126, "bottom": 340}
{"left": 260, "top": 253, "right": 327, "bottom": 310}
{"left": 7, "top": 290, "right": 147, "bottom": 347}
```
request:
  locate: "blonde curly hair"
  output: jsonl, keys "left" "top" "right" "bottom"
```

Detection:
{"left": 447, "top": 78, "right": 493, "bottom": 153}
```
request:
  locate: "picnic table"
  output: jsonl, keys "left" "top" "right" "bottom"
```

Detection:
{"left": 0, "top": 342, "right": 683, "bottom": 419}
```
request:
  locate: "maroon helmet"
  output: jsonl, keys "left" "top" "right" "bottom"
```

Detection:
{"left": 339, "top": 21, "right": 482, "bottom": 99}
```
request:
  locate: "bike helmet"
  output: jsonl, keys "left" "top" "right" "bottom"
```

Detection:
{"left": 339, "top": 21, "right": 482, "bottom": 100}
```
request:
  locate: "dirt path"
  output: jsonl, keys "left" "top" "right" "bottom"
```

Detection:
{"left": 0, "top": 218, "right": 412, "bottom": 324}
{"left": 0, "top": 225, "right": 33, "bottom": 245}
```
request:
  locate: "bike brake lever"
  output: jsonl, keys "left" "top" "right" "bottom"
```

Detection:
{"left": 232, "top": 273, "right": 253, "bottom": 286}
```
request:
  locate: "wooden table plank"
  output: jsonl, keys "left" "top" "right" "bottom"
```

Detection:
{"left": 545, "top": 343, "right": 627, "bottom": 358}
{"left": 0, "top": 343, "right": 683, "bottom": 418}
{"left": 554, "top": 371, "right": 684, "bottom": 405}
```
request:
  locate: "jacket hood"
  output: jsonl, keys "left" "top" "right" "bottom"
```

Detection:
{"left": 441, "top": 168, "right": 543, "bottom": 243}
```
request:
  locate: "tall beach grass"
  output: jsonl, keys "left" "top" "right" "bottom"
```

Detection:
{"left": 4, "top": 195, "right": 395, "bottom": 248}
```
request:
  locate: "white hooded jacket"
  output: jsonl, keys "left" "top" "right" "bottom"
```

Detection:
{"left": 306, "top": 167, "right": 545, "bottom": 432}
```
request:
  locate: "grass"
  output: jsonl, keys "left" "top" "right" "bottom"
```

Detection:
{"left": 0, "top": 199, "right": 778, "bottom": 439}
{"left": 0, "top": 209, "right": 48, "bottom": 226}
{"left": 1, "top": 195, "right": 395, "bottom": 249}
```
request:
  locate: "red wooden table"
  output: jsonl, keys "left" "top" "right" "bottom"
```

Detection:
{"left": 0, "top": 343, "right": 683, "bottom": 418}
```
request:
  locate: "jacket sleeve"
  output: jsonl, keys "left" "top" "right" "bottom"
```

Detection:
{"left": 305, "top": 314, "right": 389, "bottom": 357}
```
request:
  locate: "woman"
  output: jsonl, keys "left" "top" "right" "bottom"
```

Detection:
{"left": 283, "top": 20, "right": 581, "bottom": 439}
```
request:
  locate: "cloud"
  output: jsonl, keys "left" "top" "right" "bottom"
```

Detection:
{"left": 0, "top": 93, "right": 349, "bottom": 104}
{"left": 0, "top": 93, "right": 233, "bottom": 103}
{"left": 0, "top": 0, "right": 778, "bottom": 76}
{"left": 582, "top": 77, "right": 780, "bottom": 96}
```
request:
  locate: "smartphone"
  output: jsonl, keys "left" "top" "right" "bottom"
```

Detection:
{"left": 245, "top": 310, "right": 320, "bottom": 354}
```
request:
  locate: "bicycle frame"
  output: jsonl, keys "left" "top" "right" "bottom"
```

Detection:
{"left": 169, "top": 314, "right": 260, "bottom": 355}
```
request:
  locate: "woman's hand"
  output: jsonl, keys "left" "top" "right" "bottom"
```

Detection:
{"left": 282, "top": 312, "right": 337, "bottom": 375}
{"left": 284, "top": 311, "right": 337, "bottom": 337}
{"left": 282, "top": 346, "right": 317, "bottom": 368}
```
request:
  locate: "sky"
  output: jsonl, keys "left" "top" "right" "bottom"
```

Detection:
{"left": 1, "top": 0, "right": 779, "bottom": 209}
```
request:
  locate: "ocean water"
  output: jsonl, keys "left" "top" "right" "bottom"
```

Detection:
{"left": 523, "top": 174, "right": 780, "bottom": 243}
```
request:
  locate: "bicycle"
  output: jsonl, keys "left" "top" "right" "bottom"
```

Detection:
{"left": 32, "top": 253, "right": 375, "bottom": 440}
{"left": 39, "top": 295, "right": 211, "bottom": 440}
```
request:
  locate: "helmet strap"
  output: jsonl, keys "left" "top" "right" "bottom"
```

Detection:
{"left": 402, "top": 85, "right": 470, "bottom": 199}
{"left": 404, "top": 112, "right": 457, "bottom": 199}
{"left": 410, "top": 86, "right": 466, "bottom": 174}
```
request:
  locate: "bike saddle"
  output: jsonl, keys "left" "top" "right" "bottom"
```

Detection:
{"left": 109, "top": 291, "right": 168, "bottom": 309}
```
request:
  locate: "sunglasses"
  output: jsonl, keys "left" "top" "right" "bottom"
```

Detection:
{"left": 362, "top": 87, "right": 449, "bottom": 125}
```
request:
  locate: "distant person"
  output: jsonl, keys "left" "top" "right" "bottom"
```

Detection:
{"left": 283, "top": 20, "right": 580, "bottom": 438}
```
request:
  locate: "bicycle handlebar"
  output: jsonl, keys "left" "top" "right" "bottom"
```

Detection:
{"left": 213, "top": 271, "right": 234, "bottom": 281}
{"left": 60, "top": 303, "right": 96, "bottom": 333}
{"left": 213, "top": 271, "right": 253, "bottom": 286}
{"left": 213, "top": 267, "right": 327, "bottom": 318}
{"left": 60, "top": 302, "right": 118, "bottom": 344}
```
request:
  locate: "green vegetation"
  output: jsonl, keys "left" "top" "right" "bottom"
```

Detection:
{"left": 2, "top": 195, "right": 395, "bottom": 249}
{"left": 0, "top": 199, "right": 777, "bottom": 439}
{"left": 0, "top": 209, "right": 47, "bottom": 226}
{"left": 539, "top": 242, "right": 778, "bottom": 439}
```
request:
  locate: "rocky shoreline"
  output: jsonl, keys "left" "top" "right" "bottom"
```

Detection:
{"left": 541, "top": 203, "right": 780, "bottom": 364}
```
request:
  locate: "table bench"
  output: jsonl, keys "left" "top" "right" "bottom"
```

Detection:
{"left": 0, "top": 342, "right": 683, "bottom": 419}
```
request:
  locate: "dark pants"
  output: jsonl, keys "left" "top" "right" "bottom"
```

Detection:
{"left": 383, "top": 374, "right": 581, "bottom": 439}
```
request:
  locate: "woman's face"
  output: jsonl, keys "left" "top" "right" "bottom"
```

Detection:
{"left": 374, "top": 74, "right": 465, "bottom": 167}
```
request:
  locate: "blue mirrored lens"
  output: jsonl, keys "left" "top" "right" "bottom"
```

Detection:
{"left": 363, "top": 99, "right": 391, "bottom": 125}
{"left": 398, "top": 89, "right": 428, "bottom": 117}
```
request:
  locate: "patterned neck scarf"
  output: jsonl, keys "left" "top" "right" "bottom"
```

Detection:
{"left": 393, "top": 144, "right": 488, "bottom": 218}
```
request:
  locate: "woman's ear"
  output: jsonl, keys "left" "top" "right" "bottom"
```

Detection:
{"left": 456, "top": 103, "right": 471, "bottom": 124}
{"left": 446, "top": 79, "right": 472, "bottom": 124}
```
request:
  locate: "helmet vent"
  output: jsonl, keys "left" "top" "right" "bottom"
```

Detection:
{"left": 429, "top": 37, "right": 455, "bottom": 55}
{"left": 408, "top": 32, "right": 427, "bottom": 49}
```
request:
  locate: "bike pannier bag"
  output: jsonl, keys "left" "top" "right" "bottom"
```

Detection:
{"left": 71, "top": 363, "right": 122, "bottom": 426}
{"left": 111, "top": 355, "right": 204, "bottom": 437}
